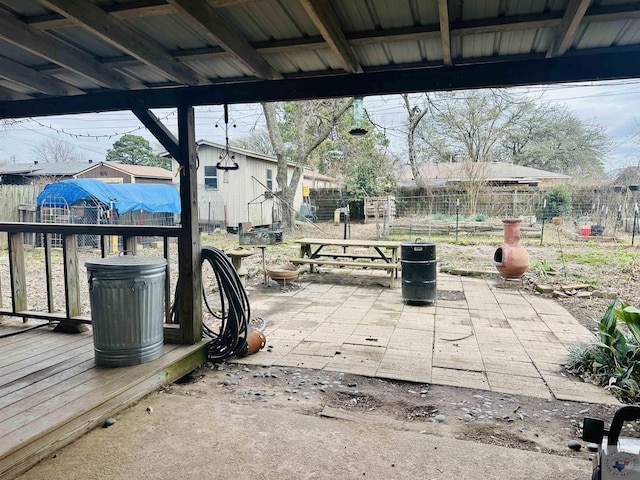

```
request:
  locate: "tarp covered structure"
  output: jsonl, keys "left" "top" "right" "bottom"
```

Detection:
{"left": 37, "top": 178, "right": 180, "bottom": 214}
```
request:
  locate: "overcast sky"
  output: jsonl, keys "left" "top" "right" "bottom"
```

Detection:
{"left": 1, "top": 79, "right": 639, "bottom": 174}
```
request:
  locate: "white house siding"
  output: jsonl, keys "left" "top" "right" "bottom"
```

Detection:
{"left": 171, "top": 143, "right": 302, "bottom": 227}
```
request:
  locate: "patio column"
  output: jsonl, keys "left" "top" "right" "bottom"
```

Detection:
{"left": 176, "top": 104, "right": 202, "bottom": 344}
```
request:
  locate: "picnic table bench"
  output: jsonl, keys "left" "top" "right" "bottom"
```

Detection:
{"left": 290, "top": 237, "right": 401, "bottom": 287}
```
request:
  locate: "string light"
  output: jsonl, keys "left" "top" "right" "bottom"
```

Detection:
{"left": 22, "top": 110, "right": 176, "bottom": 140}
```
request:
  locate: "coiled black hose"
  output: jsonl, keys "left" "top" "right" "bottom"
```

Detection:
{"left": 172, "top": 246, "right": 250, "bottom": 361}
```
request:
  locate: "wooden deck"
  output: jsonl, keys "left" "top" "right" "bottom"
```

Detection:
{"left": 0, "top": 324, "right": 207, "bottom": 480}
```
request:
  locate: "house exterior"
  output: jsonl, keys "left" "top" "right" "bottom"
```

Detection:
{"left": 168, "top": 140, "right": 303, "bottom": 228}
{"left": 400, "top": 162, "right": 571, "bottom": 187}
{"left": 0, "top": 160, "right": 172, "bottom": 185}
{"left": 75, "top": 162, "right": 172, "bottom": 184}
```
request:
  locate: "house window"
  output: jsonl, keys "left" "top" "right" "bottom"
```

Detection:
{"left": 204, "top": 166, "right": 218, "bottom": 190}
{"left": 266, "top": 169, "right": 273, "bottom": 191}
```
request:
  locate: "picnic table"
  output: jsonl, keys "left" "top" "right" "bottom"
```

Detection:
{"left": 290, "top": 237, "right": 401, "bottom": 287}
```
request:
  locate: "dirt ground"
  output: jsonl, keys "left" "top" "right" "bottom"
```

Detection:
{"left": 170, "top": 360, "right": 620, "bottom": 456}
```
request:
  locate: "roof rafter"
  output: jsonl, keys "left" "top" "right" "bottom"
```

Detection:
{"left": 0, "top": 54, "right": 84, "bottom": 96}
{"left": 25, "top": 0, "right": 175, "bottom": 29}
{"left": 0, "top": 86, "right": 32, "bottom": 101}
{"left": 300, "top": 0, "right": 363, "bottom": 74}
{"left": 437, "top": 0, "right": 452, "bottom": 66}
{"left": 167, "top": 0, "right": 283, "bottom": 80}
{"left": 21, "top": 4, "right": 640, "bottom": 72}
{"left": 0, "top": 8, "right": 145, "bottom": 91}
{"left": 547, "top": 0, "right": 592, "bottom": 58}
{"left": 39, "top": 0, "right": 211, "bottom": 86}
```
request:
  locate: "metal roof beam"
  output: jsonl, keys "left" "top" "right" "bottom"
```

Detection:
{"left": 0, "top": 54, "right": 84, "bottom": 96}
{"left": 167, "top": 0, "right": 283, "bottom": 80}
{"left": 547, "top": 0, "right": 591, "bottom": 58}
{"left": 39, "top": 0, "right": 211, "bottom": 86}
{"left": 2, "top": 49, "right": 639, "bottom": 119}
{"left": 437, "top": 0, "right": 452, "bottom": 66}
{"left": 0, "top": 8, "right": 144, "bottom": 91}
{"left": 300, "top": 0, "right": 363, "bottom": 74}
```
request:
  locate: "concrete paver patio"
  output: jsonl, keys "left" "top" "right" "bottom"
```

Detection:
{"left": 237, "top": 272, "right": 618, "bottom": 405}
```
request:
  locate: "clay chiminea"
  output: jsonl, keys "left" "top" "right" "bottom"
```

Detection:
{"left": 494, "top": 218, "right": 529, "bottom": 278}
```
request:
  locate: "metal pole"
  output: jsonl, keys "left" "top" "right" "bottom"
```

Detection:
{"left": 455, "top": 198, "right": 459, "bottom": 242}
{"left": 540, "top": 199, "right": 546, "bottom": 245}
{"left": 633, "top": 203, "right": 638, "bottom": 246}
{"left": 557, "top": 225, "right": 567, "bottom": 279}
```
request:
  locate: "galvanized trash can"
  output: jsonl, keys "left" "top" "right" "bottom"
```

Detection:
{"left": 85, "top": 256, "right": 167, "bottom": 367}
{"left": 401, "top": 241, "right": 437, "bottom": 304}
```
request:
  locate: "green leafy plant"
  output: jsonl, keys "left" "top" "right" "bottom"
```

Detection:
{"left": 473, "top": 214, "right": 486, "bottom": 222}
{"left": 565, "top": 298, "right": 640, "bottom": 401}
{"left": 531, "top": 259, "right": 553, "bottom": 278}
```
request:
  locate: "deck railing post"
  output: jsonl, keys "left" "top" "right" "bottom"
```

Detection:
{"left": 55, "top": 234, "right": 87, "bottom": 333}
{"left": 8, "top": 232, "right": 27, "bottom": 319}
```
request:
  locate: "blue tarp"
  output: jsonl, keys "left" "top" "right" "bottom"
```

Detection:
{"left": 37, "top": 178, "right": 181, "bottom": 214}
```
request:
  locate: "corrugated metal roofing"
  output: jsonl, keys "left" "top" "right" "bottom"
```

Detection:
{"left": 0, "top": 0, "right": 639, "bottom": 116}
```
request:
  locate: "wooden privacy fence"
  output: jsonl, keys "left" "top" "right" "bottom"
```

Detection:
{"left": 0, "top": 185, "right": 43, "bottom": 249}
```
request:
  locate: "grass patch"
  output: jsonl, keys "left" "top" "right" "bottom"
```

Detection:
{"left": 562, "top": 249, "right": 639, "bottom": 267}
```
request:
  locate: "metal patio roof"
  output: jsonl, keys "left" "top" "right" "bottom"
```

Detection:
{"left": 0, "top": 0, "right": 639, "bottom": 118}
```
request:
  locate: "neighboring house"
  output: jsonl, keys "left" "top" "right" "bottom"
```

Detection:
{"left": 303, "top": 169, "right": 340, "bottom": 189}
{"left": 399, "top": 162, "right": 571, "bottom": 187}
{"left": 0, "top": 161, "right": 96, "bottom": 185}
{"left": 166, "top": 140, "right": 303, "bottom": 228}
{"left": 0, "top": 160, "right": 172, "bottom": 185}
{"left": 75, "top": 162, "right": 172, "bottom": 184}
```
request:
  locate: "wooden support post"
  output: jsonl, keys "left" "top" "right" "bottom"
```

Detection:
{"left": 164, "top": 237, "right": 171, "bottom": 324}
{"left": 123, "top": 235, "right": 137, "bottom": 254}
{"left": 176, "top": 104, "right": 202, "bottom": 344}
{"left": 55, "top": 234, "right": 88, "bottom": 333}
{"left": 8, "top": 232, "right": 27, "bottom": 318}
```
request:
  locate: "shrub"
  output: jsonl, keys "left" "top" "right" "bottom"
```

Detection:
{"left": 543, "top": 184, "right": 572, "bottom": 219}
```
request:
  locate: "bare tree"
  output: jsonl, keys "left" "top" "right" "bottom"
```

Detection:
{"left": 232, "top": 128, "right": 276, "bottom": 157}
{"left": 262, "top": 99, "right": 353, "bottom": 230}
{"left": 32, "top": 138, "right": 85, "bottom": 163}
{"left": 455, "top": 161, "right": 491, "bottom": 215}
{"left": 401, "top": 93, "right": 429, "bottom": 183}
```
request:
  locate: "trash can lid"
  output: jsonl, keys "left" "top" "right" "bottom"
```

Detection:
{"left": 85, "top": 256, "right": 167, "bottom": 270}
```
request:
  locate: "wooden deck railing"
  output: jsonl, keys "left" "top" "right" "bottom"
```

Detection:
{"left": 0, "top": 222, "right": 183, "bottom": 342}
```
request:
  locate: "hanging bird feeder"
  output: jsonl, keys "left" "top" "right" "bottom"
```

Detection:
{"left": 216, "top": 104, "right": 239, "bottom": 171}
{"left": 349, "top": 96, "right": 368, "bottom": 136}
